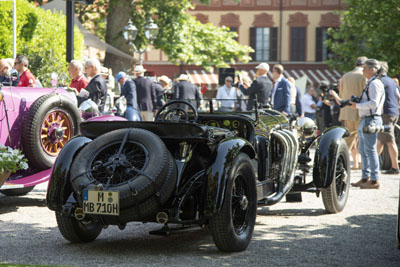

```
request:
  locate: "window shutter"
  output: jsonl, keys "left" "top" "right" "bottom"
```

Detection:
{"left": 270, "top": 27, "right": 278, "bottom": 61}
{"left": 249, "top": 27, "right": 256, "bottom": 62}
{"left": 290, "top": 27, "right": 306, "bottom": 61}
{"left": 316, "top": 28, "right": 323, "bottom": 62}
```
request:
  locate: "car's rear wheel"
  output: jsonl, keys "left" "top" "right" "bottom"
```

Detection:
{"left": 55, "top": 212, "right": 102, "bottom": 242}
{"left": 22, "top": 94, "right": 81, "bottom": 170}
{"left": 0, "top": 186, "right": 35, "bottom": 196}
{"left": 321, "top": 139, "right": 350, "bottom": 213}
{"left": 209, "top": 153, "right": 257, "bottom": 252}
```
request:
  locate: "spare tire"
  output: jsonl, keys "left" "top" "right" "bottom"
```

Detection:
{"left": 22, "top": 93, "right": 81, "bottom": 170}
{"left": 70, "top": 128, "right": 177, "bottom": 218}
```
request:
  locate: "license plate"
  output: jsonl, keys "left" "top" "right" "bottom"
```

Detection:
{"left": 83, "top": 190, "right": 119, "bottom": 216}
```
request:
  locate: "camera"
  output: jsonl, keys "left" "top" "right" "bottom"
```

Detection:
{"left": 362, "top": 122, "right": 391, "bottom": 134}
{"left": 340, "top": 95, "right": 360, "bottom": 107}
{"left": 319, "top": 82, "right": 338, "bottom": 102}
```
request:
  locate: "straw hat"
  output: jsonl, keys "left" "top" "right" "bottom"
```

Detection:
{"left": 133, "top": 65, "right": 147, "bottom": 73}
{"left": 100, "top": 66, "right": 109, "bottom": 76}
{"left": 177, "top": 74, "right": 189, "bottom": 81}
{"left": 158, "top": 75, "right": 171, "bottom": 85}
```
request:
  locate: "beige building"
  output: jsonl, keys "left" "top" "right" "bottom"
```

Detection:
{"left": 144, "top": 0, "right": 345, "bottom": 89}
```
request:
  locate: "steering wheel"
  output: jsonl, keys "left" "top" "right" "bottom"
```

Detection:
{"left": 155, "top": 100, "right": 198, "bottom": 123}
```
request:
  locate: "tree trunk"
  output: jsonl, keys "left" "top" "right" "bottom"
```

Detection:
{"left": 104, "top": 0, "right": 135, "bottom": 75}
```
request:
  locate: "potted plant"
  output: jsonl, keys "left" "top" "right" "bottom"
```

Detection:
{"left": 0, "top": 144, "right": 28, "bottom": 187}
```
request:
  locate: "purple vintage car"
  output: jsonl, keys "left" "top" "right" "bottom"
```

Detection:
{"left": 0, "top": 85, "right": 81, "bottom": 195}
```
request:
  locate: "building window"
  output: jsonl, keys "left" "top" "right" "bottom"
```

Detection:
{"left": 249, "top": 27, "right": 278, "bottom": 62}
{"left": 316, "top": 27, "right": 337, "bottom": 62}
{"left": 229, "top": 27, "right": 238, "bottom": 41}
{"left": 290, "top": 27, "right": 306, "bottom": 61}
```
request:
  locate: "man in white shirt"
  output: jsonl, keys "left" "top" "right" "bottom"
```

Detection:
{"left": 349, "top": 59, "right": 385, "bottom": 189}
{"left": 301, "top": 86, "right": 317, "bottom": 119}
{"left": 216, "top": 76, "right": 237, "bottom": 112}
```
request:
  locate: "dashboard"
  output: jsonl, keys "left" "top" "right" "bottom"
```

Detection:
{"left": 197, "top": 116, "right": 253, "bottom": 141}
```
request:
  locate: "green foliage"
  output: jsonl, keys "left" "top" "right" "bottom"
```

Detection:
{"left": 127, "top": 0, "right": 252, "bottom": 70}
{"left": 326, "top": 0, "right": 400, "bottom": 76}
{"left": 75, "top": 0, "right": 108, "bottom": 41}
{"left": 0, "top": 144, "right": 28, "bottom": 174}
{"left": 163, "top": 15, "right": 252, "bottom": 71}
{"left": 0, "top": 0, "right": 84, "bottom": 87}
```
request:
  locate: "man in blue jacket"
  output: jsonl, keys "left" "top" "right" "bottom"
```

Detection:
{"left": 115, "top": 72, "right": 141, "bottom": 121}
{"left": 271, "top": 64, "right": 291, "bottom": 115}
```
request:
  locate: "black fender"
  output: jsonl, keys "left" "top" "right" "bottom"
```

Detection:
{"left": 313, "top": 126, "right": 349, "bottom": 188}
{"left": 204, "top": 138, "right": 256, "bottom": 216}
{"left": 46, "top": 136, "right": 92, "bottom": 211}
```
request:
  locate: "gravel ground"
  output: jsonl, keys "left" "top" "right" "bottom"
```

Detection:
{"left": 0, "top": 169, "right": 399, "bottom": 267}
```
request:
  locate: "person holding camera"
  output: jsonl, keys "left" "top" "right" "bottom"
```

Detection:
{"left": 376, "top": 62, "right": 399, "bottom": 174}
{"left": 349, "top": 59, "right": 385, "bottom": 189}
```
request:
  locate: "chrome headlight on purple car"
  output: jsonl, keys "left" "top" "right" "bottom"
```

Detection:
{"left": 79, "top": 99, "right": 99, "bottom": 120}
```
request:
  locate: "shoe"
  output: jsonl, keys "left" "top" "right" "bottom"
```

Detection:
{"left": 360, "top": 180, "right": 380, "bottom": 189}
{"left": 351, "top": 178, "right": 370, "bottom": 187}
{"left": 383, "top": 168, "right": 400, "bottom": 174}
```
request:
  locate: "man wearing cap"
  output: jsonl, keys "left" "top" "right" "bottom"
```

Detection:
{"left": 115, "top": 72, "right": 140, "bottom": 121}
{"left": 216, "top": 76, "right": 237, "bottom": 112}
{"left": 14, "top": 55, "right": 36, "bottom": 87}
{"left": 173, "top": 74, "right": 202, "bottom": 109}
{"left": 83, "top": 58, "right": 108, "bottom": 113}
{"left": 154, "top": 75, "right": 172, "bottom": 109}
{"left": 240, "top": 62, "right": 273, "bottom": 110}
{"left": 134, "top": 65, "right": 156, "bottom": 121}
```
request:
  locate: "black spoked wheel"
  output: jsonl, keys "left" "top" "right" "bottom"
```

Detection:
{"left": 88, "top": 141, "right": 149, "bottom": 186}
{"left": 55, "top": 212, "right": 102, "bottom": 242}
{"left": 209, "top": 153, "right": 257, "bottom": 252}
{"left": 0, "top": 186, "right": 35, "bottom": 196}
{"left": 321, "top": 139, "right": 350, "bottom": 213}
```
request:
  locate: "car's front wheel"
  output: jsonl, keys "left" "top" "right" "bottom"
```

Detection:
{"left": 321, "top": 139, "right": 350, "bottom": 213}
{"left": 209, "top": 153, "right": 257, "bottom": 252}
{"left": 55, "top": 212, "right": 102, "bottom": 242}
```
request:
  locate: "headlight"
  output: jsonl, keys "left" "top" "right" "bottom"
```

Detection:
{"left": 115, "top": 96, "right": 127, "bottom": 114}
{"left": 79, "top": 99, "right": 99, "bottom": 120}
{"left": 296, "top": 117, "right": 317, "bottom": 138}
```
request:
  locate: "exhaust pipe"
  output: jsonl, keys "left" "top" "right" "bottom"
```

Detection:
{"left": 156, "top": 212, "right": 168, "bottom": 224}
{"left": 74, "top": 208, "right": 85, "bottom": 221}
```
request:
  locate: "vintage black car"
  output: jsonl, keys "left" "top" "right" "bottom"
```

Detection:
{"left": 47, "top": 99, "right": 350, "bottom": 252}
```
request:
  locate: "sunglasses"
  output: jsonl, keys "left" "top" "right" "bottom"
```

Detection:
{"left": 14, "top": 61, "right": 21, "bottom": 66}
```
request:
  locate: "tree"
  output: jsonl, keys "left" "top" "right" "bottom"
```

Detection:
{"left": 326, "top": 0, "right": 400, "bottom": 76}
{"left": 76, "top": 0, "right": 251, "bottom": 73}
{"left": 0, "top": 0, "right": 84, "bottom": 87}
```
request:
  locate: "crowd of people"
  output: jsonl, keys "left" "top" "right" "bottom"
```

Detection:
{"left": 1, "top": 55, "right": 399, "bottom": 190}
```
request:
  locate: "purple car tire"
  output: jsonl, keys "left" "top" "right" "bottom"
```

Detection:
{"left": 21, "top": 93, "right": 81, "bottom": 170}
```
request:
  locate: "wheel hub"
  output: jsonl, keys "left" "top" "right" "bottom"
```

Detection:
{"left": 48, "top": 124, "right": 64, "bottom": 143}
{"left": 240, "top": 195, "right": 248, "bottom": 210}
